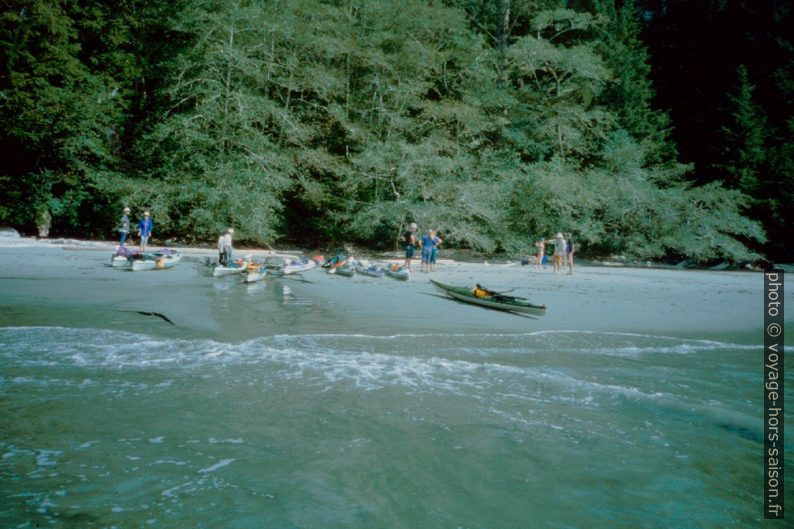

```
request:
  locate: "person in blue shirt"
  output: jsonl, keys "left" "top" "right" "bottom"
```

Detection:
{"left": 137, "top": 211, "right": 153, "bottom": 251}
{"left": 420, "top": 229, "right": 437, "bottom": 273}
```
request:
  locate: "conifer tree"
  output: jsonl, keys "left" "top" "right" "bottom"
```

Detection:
{"left": 0, "top": 0, "right": 141, "bottom": 234}
{"left": 592, "top": 0, "right": 673, "bottom": 165}
{"left": 717, "top": 64, "right": 767, "bottom": 197}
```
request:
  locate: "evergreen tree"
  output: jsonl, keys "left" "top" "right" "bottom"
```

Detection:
{"left": 717, "top": 65, "right": 767, "bottom": 196}
{"left": 135, "top": 0, "right": 294, "bottom": 242}
{"left": 0, "top": 0, "right": 143, "bottom": 234}
{"left": 592, "top": 0, "right": 674, "bottom": 165}
{"left": 0, "top": 0, "right": 772, "bottom": 262}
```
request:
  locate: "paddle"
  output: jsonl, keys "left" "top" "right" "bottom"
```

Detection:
{"left": 475, "top": 284, "right": 529, "bottom": 302}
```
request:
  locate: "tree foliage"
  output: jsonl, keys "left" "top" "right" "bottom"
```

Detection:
{"left": 1, "top": 0, "right": 778, "bottom": 262}
{"left": 0, "top": 0, "right": 145, "bottom": 233}
{"left": 636, "top": 0, "right": 792, "bottom": 260}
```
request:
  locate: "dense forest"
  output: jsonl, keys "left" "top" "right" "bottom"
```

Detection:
{"left": 1, "top": 0, "right": 790, "bottom": 262}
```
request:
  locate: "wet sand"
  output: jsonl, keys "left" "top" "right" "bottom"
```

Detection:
{"left": 0, "top": 238, "right": 782, "bottom": 343}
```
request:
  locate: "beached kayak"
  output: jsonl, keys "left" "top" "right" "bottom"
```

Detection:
{"left": 213, "top": 256, "right": 252, "bottom": 277}
{"left": 243, "top": 266, "right": 267, "bottom": 283}
{"left": 322, "top": 253, "right": 344, "bottom": 268}
{"left": 130, "top": 250, "right": 182, "bottom": 271}
{"left": 110, "top": 246, "right": 139, "bottom": 268}
{"left": 111, "top": 255, "right": 133, "bottom": 268}
{"left": 384, "top": 264, "right": 410, "bottom": 281}
{"left": 430, "top": 280, "right": 547, "bottom": 315}
{"left": 334, "top": 262, "right": 355, "bottom": 277}
{"left": 283, "top": 257, "right": 317, "bottom": 275}
{"left": 327, "top": 254, "right": 353, "bottom": 275}
{"left": 353, "top": 260, "right": 385, "bottom": 278}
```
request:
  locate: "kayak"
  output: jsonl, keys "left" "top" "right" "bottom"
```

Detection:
{"left": 111, "top": 246, "right": 139, "bottom": 267}
{"left": 353, "top": 260, "right": 385, "bottom": 278}
{"left": 213, "top": 256, "right": 252, "bottom": 277}
{"left": 327, "top": 254, "right": 352, "bottom": 275}
{"left": 283, "top": 257, "right": 317, "bottom": 275}
{"left": 334, "top": 262, "right": 355, "bottom": 277}
{"left": 384, "top": 264, "right": 410, "bottom": 281}
{"left": 430, "top": 280, "right": 547, "bottom": 315}
{"left": 323, "top": 253, "right": 347, "bottom": 270}
{"left": 111, "top": 255, "right": 133, "bottom": 268}
{"left": 130, "top": 250, "right": 182, "bottom": 271}
{"left": 243, "top": 266, "right": 267, "bottom": 283}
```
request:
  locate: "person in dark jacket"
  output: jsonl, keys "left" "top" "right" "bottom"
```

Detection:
{"left": 118, "top": 207, "right": 131, "bottom": 246}
{"left": 403, "top": 223, "right": 419, "bottom": 271}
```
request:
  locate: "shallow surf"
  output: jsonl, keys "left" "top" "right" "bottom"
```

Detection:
{"left": 1, "top": 326, "right": 784, "bottom": 528}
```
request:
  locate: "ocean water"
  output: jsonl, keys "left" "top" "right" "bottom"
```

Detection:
{"left": 0, "top": 326, "right": 788, "bottom": 528}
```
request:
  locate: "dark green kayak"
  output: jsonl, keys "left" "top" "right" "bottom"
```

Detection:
{"left": 430, "top": 280, "right": 547, "bottom": 316}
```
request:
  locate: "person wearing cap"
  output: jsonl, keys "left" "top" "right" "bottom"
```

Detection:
{"left": 219, "top": 228, "right": 234, "bottom": 265}
{"left": 137, "top": 211, "right": 153, "bottom": 251}
{"left": 403, "top": 222, "right": 419, "bottom": 270}
{"left": 545, "top": 232, "right": 566, "bottom": 274}
{"left": 118, "top": 207, "right": 131, "bottom": 247}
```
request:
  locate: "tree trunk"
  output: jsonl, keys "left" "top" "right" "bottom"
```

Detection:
{"left": 497, "top": 0, "right": 510, "bottom": 88}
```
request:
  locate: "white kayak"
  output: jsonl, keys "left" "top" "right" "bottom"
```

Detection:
{"left": 213, "top": 256, "right": 252, "bottom": 277}
{"left": 130, "top": 250, "right": 182, "bottom": 271}
{"left": 111, "top": 246, "right": 140, "bottom": 268}
{"left": 243, "top": 266, "right": 267, "bottom": 283}
{"left": 384, "top": 264, "right": 410, "bottom": 281}
{"left": 283, "top": 257, "right": 317, "bottom": 275}
{"left": 111, "top": 255, "right": 133, "bottom": 268}
{"left": 334, "top": 263, "right": 355, "bottom": 277}
{"left": 353, "top": 260, "right": 385, "bottom": 277}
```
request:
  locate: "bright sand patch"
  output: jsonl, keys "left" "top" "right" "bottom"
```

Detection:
{"left": 0, "top": 238, "right": 785, "bottom": 343}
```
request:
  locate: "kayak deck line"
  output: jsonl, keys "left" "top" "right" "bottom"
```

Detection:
{"left": 430, "top": 280, "right": 547, "bottom": 316}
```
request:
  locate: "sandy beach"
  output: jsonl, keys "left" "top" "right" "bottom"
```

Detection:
{"left": 0, "top": 237, "right": 780, "bottom": 343}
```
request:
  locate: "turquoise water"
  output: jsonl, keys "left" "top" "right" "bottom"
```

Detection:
{"left": 1, "top": 326, "right": 788, "bottom": 528}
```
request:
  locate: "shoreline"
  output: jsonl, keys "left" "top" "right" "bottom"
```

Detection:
{"left": 1, "top": 239, "right": 787, "bottom": 345}
{"left": 0, "top": 234, "right": 784, "bottom": 273}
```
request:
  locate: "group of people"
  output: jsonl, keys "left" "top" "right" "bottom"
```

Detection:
{"left": 117, "top": 207, "right": 154, "bottom": 251}
{"left": 118, "top": 206, "right": 238, "bottom": 266}
{"left": 535, "top": 232, "right": 574, "bottom": 275}
{"left": 118, "top": 208, "right": 571, "bottom": 275}
{"left": 402, "top": 222, "right": 443, "bottom": 272}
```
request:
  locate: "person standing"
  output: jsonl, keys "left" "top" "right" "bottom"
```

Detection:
{"left": 137, "top": 211, "right": 153, "bottom": 252}
{"left": 403, "top": 223, "right": 419, "bottom": 271}
{"left": 217, "top": 231, "right": 227, "bottom": 265}
{"left": 565, "top": 233, "right": 575, "bottom": 275}
{"left": 535, "top": 238, "right": 546, "bottom": 269}
{"left": 546, "top": 233, "right": 565, "bottom": 274}
{"left": 430, "top": 230, "right": 442, "bottom": 272}
{"left": 222, "top": 228, "right": 234, "bottom": 265}
{"left": 118, "top": 207, "right": 131, "bottom": 246}
{"left": 420, "top": 229, "right": 435, "bottom": 273}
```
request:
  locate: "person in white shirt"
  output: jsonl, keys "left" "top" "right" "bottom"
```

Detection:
{"left": 545, "top": 233, "right": 566, "bottom": 274}
{"left": 218, "top": 228, "right": 234, "bottom": 265}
